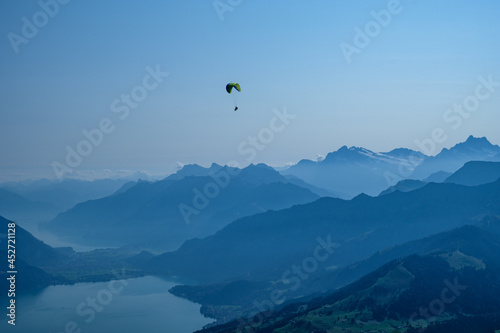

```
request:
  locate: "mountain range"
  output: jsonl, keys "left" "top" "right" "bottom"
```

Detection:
{"left": 33, "top": 136, "right": 500, "bottom": 250}
{"left": 411, "top": 135, "right": 500, "bottom": 180}
{"left": 199, "top": 217, "right": 500, "bottom": 332}
{"left": 6, "top": 135, "right": 500, "bottom": 331}
{"left": 0, "top": 177, "right": 132, "bottom": 212}
{"left": 158, "top": 161, "right": 500, "bottom": 326}
{"left": 281, "top": 135, "right": 500, "bottom": 197}
{"left": 379, "top": 160, "right": 500, "bottom": 196}
{"left": 444, "top": 160, "right": 500, "bottom": 186}
{"left": 0, "top": 188, "right": 59, "bottom": 226}
{"left": 42, "top": 164, "right": 321, "bottom": 251}
{"left": 151, "top": 177, "right": 500, "bottom": 284}
{"left": 0, "top": 178, "right": 134, "bottom": 233}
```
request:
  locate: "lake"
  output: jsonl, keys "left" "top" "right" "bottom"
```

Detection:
{"left": 1, "top": 275, "right": 214, "bottom": 333}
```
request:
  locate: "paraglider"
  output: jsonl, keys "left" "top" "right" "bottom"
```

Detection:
{"left": 226, "top": 82, "right": 241, "bottom": 111}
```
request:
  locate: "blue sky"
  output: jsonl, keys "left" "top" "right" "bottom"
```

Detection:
{"left": 1, "top": 0, "right": 500, "bottom": 181}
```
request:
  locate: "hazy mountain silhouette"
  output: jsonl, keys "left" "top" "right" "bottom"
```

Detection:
{"left": 1, "top": 178, "right": 132, "bottom": 212}
{"left": 423, "top": 170, "right": 452, "bottom": 182}
{"left": 198, "top": 218, "right": 500, "bottom": 332}
{"left": 111, "top": 179, "right": 145, "bottom": 196}
{"left": 43, "top": 164, "right": 320, "bottom": 251}
{"left": 168, "top": 163, "right": 330, "bottom": 196}
{"left": 280, "top": 174, "right": 341, "bottom": 197}
{"left": 0, "top": 252, "right": 56, "bottom": 295}
{"left": 0, "top": 215, "right": 67, "bottom": 268}
{"left": 0, "top": 188, "right": 59, "bottom": 225}
{"left": 378, "top": 179, "right": 427, "bottom": 196}
{"left": 151, "top": 179, "right": 500, "bottom": 284}
{"left": 411, "top": 135, "right": 500, "bottom": 179}
{"left": 281, "top": 136, "right": 500, "bottom": 197}
{"left": 303, "top": 216, "right": 500, "bottom": 302}
{"left": 166, "top": 163, "right": 224, "bottom": 180}
{"left": 0, "top": 215, "right": 65, "bottom": 294}
{"left": 281, "top": 145, "right": 427, "bottom": 197}
{"left": 444, "top": 161, "right": 500, "bottom": 186}
{"left": 379, "top": 160, "right": 500, "bottom": 196}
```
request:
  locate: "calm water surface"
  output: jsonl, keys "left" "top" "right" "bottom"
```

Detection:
{"left": 1, "top": 275, "right": 213, "bottom": 333}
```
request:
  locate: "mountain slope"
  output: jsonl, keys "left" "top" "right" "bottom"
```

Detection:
{"left": 172, "top": 217, "right": 500, "bottom": 325}
{"left": 0, "top": 215, "right": 68, "bottom": 268}
{"left": 444, "top": 161, "right": 500, "bottom": 186}
{"left": 0, "top": 188, "right": 59, "bottom": 226}
{"left": 0, "top": 252, "right": 57, "bottom": 295}
{"left": 152, "top": 179, "right": 500, "bottom": 284}
{"left": 43, "top": 164, "right": 320, "bottom": 251}
{"left": 0, "top": 216, "right": 66, "bottom": 294}
{"left": 379, "top": 160, "right": 500, "bottom": 196}
{"left": 1, "top": 178, "right": 131, "bottom": 211}
{"left": 166, "top": 163, "right": 224, "bottom": 180}
{"left": 412, "top": 135, "right": 500, "bottom": 179}
{"left": 378, "top": 179, "right": 427, "bottom": 196}
{"left": 281, "top": 136, "right": 500, "bottom": 197}
{"left": 423, "top": 170, "right": 452, "bottom": 183}
{"left": 200, "top": 222, "right": 500, "bottom": 332}
{"left": 281, "top": 146, "right": 427, "bottom": 197}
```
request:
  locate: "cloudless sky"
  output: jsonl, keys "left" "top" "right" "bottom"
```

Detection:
{"left": 1, "top": 0, "right": 499, "bottom": 181}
